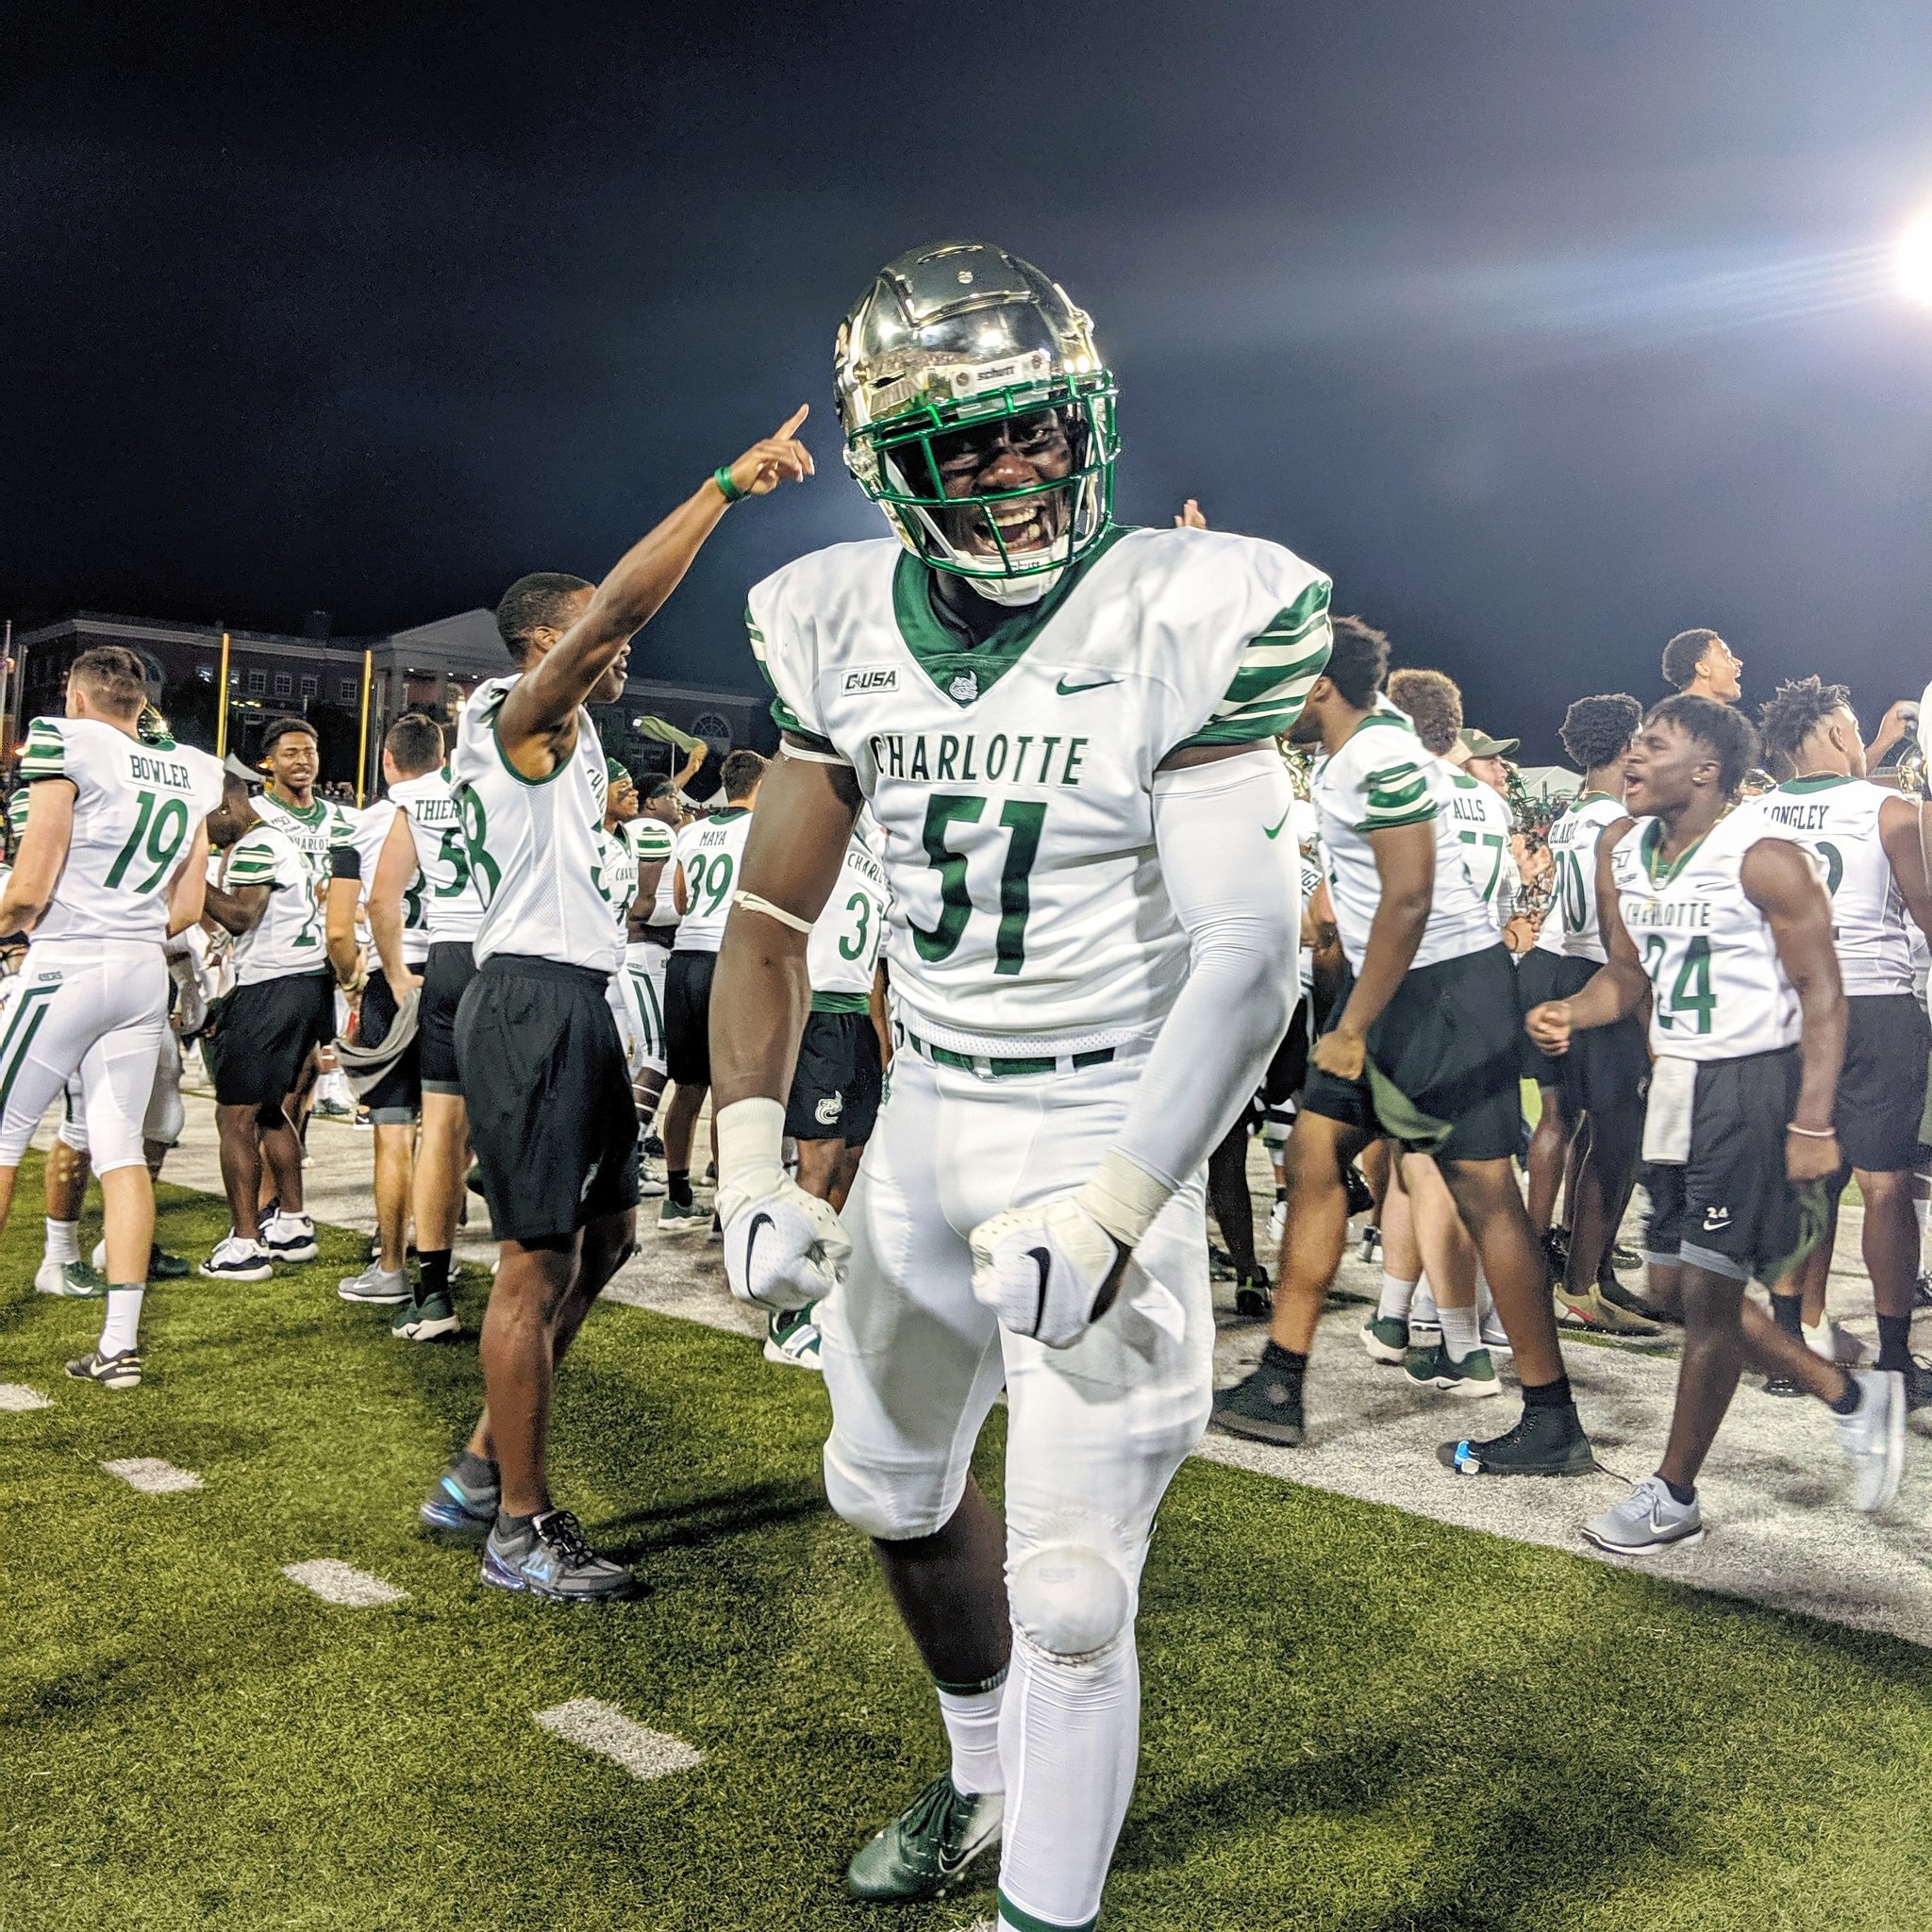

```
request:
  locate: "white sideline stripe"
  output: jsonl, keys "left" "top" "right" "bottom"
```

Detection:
{"left": 282, "top": 1558, "right": 408, "bottom": 1607}
{"left": 533, "top": 1699, "right": 704, "bottom": 1780}
{"left": 0, "top": 1383, "right": 52, "bottom": 1411}
{"left": 102, "top": 1457, "right": 203, "bottom": 1494}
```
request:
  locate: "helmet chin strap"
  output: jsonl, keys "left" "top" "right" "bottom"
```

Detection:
{"left": 966, "top": 567, "right": 1061, "bottom": 608}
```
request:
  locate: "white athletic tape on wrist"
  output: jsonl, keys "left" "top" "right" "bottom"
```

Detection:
{"left": 716, "top": 1096, "right": 787, "bottom": 1183}
{"left": 1076, "top": 1149, "right": 1174, "bottom": 1249}
{"left": 732, "top": 891, "right": 814, "bottom": 935}
{"left": 778, "top": 742, "right": 855, "bottom": 767}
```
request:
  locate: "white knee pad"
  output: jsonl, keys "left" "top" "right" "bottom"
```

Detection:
{"left": 1008, "top": 1530, "right": 1137, "bottom": 1662}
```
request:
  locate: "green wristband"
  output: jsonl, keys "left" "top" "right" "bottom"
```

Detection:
{"left": 712, "top": 465, "right": 746, "bottom": 505}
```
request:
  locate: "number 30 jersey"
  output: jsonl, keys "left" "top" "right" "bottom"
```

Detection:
{"left": 388, "top": 769, "right": 486, "bottom": 945}
{"left": 1544, "top": 791, "right": 1628, "bottom": 964}
{"left": 17, "top": 715, "right": 225, "bottom": 946}
{"left": 1608, "top": 808, "right": 1801, "bottom": 1059}
{"left": 673, "top": 808, "right": 754, "bottom": 955}
{"left": 749, "top": 525, "right": 1331, "bottom": 1054}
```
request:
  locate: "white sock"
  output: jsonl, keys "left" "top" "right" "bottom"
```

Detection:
{"left": 44, "top": 1219, "right": 79, "bottom": 1264}
{"left": 935, "top": 1672, "right": 1007, "bottom": 1796}
{"left": 1375, "top": 1272, "right": 1418, "bottom": 1322}
{"left": 997, "top": 1633, "right": 1139, "bottom": 1931}
{"left": 1440, "top": 1303, "right": 1482, "bottom": 1362}
{"left": 99, "top": 1285, "right": 144, "bottom": 1357}
{"left": 1476, "top": 1266, "right": 1496, "bottom": 1326}
{"left": 1411, "top": 1273, "right": 1437, "bottom": 1322}
{"left": 1917, "top": 1196, "right": 1929, "bottom": 1245}
{"left": 1803, "top": 1316, "right": 1835, "bottom": 1359}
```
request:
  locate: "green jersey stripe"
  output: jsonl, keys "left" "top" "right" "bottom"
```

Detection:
{"left": 1354, "top": 803, "right": 1438, "bottom": 832}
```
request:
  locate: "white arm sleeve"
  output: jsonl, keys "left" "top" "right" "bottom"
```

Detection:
{"left": 1098, "top": 749, "right": 1301, "bottom": 1217}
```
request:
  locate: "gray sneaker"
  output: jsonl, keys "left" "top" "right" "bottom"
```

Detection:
{"left": 338, "top": 1263, "right": 410, "bottom": 1305}
{"left": 480, "top": 1508, "right": 641, "bottom": 1602}
{"left": 1836, "top": 1368, "right": 1906, "bottom": 1513}
{"left": 846, "top": 1771, "right": 1003, "bottom": 1902}
{"left": 1581, "top": 1474, "right": 1705, "bottom": 1555}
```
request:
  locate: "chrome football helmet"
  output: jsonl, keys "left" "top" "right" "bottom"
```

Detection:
{"left": 835, "top": 241, "right": 1119, "bottom": 603}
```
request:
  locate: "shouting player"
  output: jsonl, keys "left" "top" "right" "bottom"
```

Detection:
{"left": 710, "top": 241, "right": 1325, "bottom": 1930}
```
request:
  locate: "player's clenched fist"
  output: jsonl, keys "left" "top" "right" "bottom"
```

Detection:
{"left": 715, "top": 1096, "right": 850, "bottom": 1311}
{"left": 969, "top": 1196, "right": 1127, "bottom": 1349}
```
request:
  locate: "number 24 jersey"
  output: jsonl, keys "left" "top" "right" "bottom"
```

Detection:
{"left": 749, "top": 525, "right": 1331, "bottom": 1054}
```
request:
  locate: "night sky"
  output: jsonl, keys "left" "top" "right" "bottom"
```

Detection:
{"left": 8, "top": 3, "right": 1932, "bottom": 759}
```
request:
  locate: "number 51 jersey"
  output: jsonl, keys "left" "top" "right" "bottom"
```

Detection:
{"left": 749, "top": 525, "right": 1330, "bottom": 1054}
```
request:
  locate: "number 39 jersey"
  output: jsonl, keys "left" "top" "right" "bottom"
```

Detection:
{"left": 1608, "top": 809, "right": 1801, "bottom": 1059}
{"left": 672, "top": 808, "right": 754, "bottom": 955}
{"left": 448, "top": 675, "right": 618, "bottom": 974}
{"left": 17, "top": 716, "right": 225, "bottom": 946}
{"left": 1545, "top": 791, "right": 1628, "bottom": 964}
{"left": 749, "top": 525, "right": 1331, "bottom": 1054}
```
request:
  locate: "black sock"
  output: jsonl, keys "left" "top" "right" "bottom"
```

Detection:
{"left": 1877, "top": 1313, "right": 1913, "bottom": 1374}
{"left": 1522, "top": 1374, "right": 1574, "bottom": 1410}
{"left": 668, "top": 1168, "right": 693, "bottom": 1208}
{"left": 1274, "top": 1186, "right": 1287, "bottom": 1205}
{"left": 1772, "top": 1292, "right": 1804, "bottom": 1341}
{"left": 1663, "top": 1476, "right": 1696, "bottom": 1506}
{"left": 455, "top": 1448, "right": 497, "bottom": 1488}
{"left": 494, "top": 1506, "right": 538, "bottom": 1533}
{"left": 1260, "top": 1339, "right": 1307, "bottom": 1381}
{"left": 418, "top": 1248, "right": 451, "bottom": 1304}
{"left": 1828, "top": 1373, "right": 1863, "bottom": 1416}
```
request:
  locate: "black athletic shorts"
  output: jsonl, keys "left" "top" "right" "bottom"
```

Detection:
{"left": 1642, "top": 1045, "right": 1824, "bottom": 1284}
{"left": 420, "top": 941, "right": 475, "bottom": 1093}
{"left": 354, "top": 968, "right": 421, "bottom": 1124}
{"left": 786, "top": 1008, "right": 883, "bottom": 1144}
{"left": 1560, "top": 1008, "right": 1649, "bottom": 1126}
{"left": 455, "top": 954, "right": 639, "bottom": 1244}
{"left": 207, "top": 971, "right": 335, "bottom": 1109}
{"left": 1836, "top": 992, "right": 1929, "bottom": 1173}
{"left": 1302, "top": 944, "right": 1524, "bottom": 1162}
{"left": 664, "top": 949, "right": 717, "bottom": 1089}
{"left": 1516, "top": 947, "right": 1585, "bottom": 1087}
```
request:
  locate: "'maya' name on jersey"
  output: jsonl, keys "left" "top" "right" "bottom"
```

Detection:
{"left": 18, "top": 717, "right": 225, "bottom": 945}
{"left": 388, "top": 770, "right": 485, "bottom": 945}
{"left": 447, "top": 675, "right": 618, "bottom": 974}
{"left": 673, "top": 808, "right": 755, "bottom": 954}
{"left": 808, "top": 836, "right": 891, "bottom": 1008}
{"left": 1545, "top": 791, "right": 1627, "bottom": 964}
{"left": 749, "top": 525, "right": 1331, "bottom": 1053}
{"left": 225, "top": 818, "right": 327, "bottom": 983}
{"left": 1608, "top": 809, "right": 1800, "bottom": 1058}
{"left": 1312, "top": 709, "right": 1496, "bottom": 973}
{"left": 1737, "top": 775, "right": 1910, "bottom": 997}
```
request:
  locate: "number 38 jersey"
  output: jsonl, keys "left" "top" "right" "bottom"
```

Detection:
{"left": 447, "top": 675, "right": 618, "bottom": 974}
{"left": 387, "top": 769, "right": 486, "bottom": 946}
{"left": 1544, "top": 791, "right": 1627, "bottom": 964}
{"left": 672, "top": 808, "right": 754, "bottom": 955}
{"left": 749, "top": 525, "right": 1331, "bottom": 1054}
{"left": 1608, "top": 808, "right": 1801, "bottom": 1059}
{"left": 17, "top": 716, "right": 225, "bottom": 946}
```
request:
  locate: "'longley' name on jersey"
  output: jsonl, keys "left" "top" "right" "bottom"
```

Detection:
{"left": 868, "top": 732, "right": 1090, "bottom": 789}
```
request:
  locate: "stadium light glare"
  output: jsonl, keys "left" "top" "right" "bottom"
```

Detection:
{"left": 1896, "top": 212, "right": 1932, "bottom": 306}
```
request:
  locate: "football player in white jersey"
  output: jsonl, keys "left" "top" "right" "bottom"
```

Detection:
{"left": 325, "top": 714, "right": 443, "bottom": 1309}
{"left": 411, "top": 412, "right": 810, "bottom": 1601}
{"left": 593, "top": 756, "right": 669, "bottom": 1201}
{"left": 1748, "top": 677, "right": 1932, "bottom": 1392}
{"left": 658, "top": 751, "right": 765, "bottom": 1232}
{"left": 1217, "top": 625, "right": 1585, "bottom": 1470}
{"left": 1527, "top": 696, "right": 1901, "bottom": 1552}
{"left": 0, "top": 647, "right": 223, "bottom": 1389}
{"left": 620, "top": 778, "right": 679, "bottom": 1142}
{"left": 710, "top": 242, "right": 1322, "bottom": 1928}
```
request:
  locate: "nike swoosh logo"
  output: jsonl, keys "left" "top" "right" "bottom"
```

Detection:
{"left": 1263, "top": 809, "right": 1291, "bottom": 840}
{"left": 744, "top": 1211, "right": 774, "bottom": 1291}
{"left": 1025, "top": 1246, "right": 1052, "bottom": 1337}
{"left": 1056, "top": 675, "right": 1119, "bottom": 695}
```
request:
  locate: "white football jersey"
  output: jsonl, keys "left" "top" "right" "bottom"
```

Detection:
{"left": 673, "top": 808, "right": 756, "bottom": 955}
{"left": 626, "top": 815, "right": 680, "bottom": 933}
{"left": 750, "top": 524, "right": 1330, "bottom": 1053}
{"left": 808, "top": 835, "right": 891, "bottom": 1006}
{"left": 226, "top": 818, "right": 327, "bottom": 984}
{"left": 16, "top": 717, "right": 224, "bottom": 946}
{"left": 344, "top": 800, "right": 430, "bottom": 964}
{"left": 595, "top": 826, "right": 639, "bottom": 939}
{"left": 387, "top": 770, "right": 486, "bottom": 945}
{"left": 1443, "top": 769, "right": 1517, "bottom": 928}
{"left": 1736, "top": 775, "right": 1912, "bottom": 997}
{"left": 448, "top": 676, "right": 617, "bottom": 974}
{"left": 1608, "top": 809, "right": 1801, "bottom": 1059}
{"left": 1545, "top": 791, "right": 1629, "bottom": 965}
{"left": 255, "top": 791, "right": 355, "bottom": 884}
{"left": 1312, "top": 711, "right": 1498, "bottom": 974}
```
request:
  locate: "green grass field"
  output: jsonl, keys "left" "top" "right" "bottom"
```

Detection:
{"left": 6, "top": 1161, "right": 1932, "bottom": 1932}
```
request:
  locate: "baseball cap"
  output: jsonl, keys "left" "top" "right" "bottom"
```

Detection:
{"left": 1457, "top": 727, "right": 1520, "bottom": 759}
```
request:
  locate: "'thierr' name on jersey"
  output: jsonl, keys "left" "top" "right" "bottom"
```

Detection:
{"left": 749, "top": 525, "right": 1330, "bottom": 1055}
{"left": 18, "top": 716, "right": 225, "bottom": 945}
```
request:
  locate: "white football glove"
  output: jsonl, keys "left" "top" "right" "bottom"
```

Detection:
{"left": 715, "top": 1097, "right": 851, "bottom": 1314}
{"left": 969, "top": 1194, "right": 1126, "bottom": 1349}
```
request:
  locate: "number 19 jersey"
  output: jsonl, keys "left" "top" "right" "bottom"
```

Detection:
{"left": 18, "top": 716, "right": 225, "bottom": 946}
{"left": 672, "top": 808, "right": 754, "bottom": 955}
{"left": 749, "top": 525, "right": 1331, "bottom": 1054}
{"left": 1608, "top": 809, "right": 1801, "bottom": 1058}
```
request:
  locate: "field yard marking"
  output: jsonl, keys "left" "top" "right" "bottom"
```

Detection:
{"left": 533, "top": 1699, "right": 704, "bottom": 1780}
{"left": 0, "top": 1383, "right": 52, "bottom": 1411}
{"left": 281, "top": 1558, "right": 408, "bottom": 1607}
{"left": 102, "top": 1457, "right": 203, "bottom": 1494}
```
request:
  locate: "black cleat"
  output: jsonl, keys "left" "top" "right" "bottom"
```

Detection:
{"left": 1762, "top": 1373, "right": 1805, "bottom": 1398}
{"left": 1343, "top": 1163, "right": 1375, "bottom": 1219}
{"left": 1438, "top": 1403, "right": 1597, "bottom": 1476}
{"left": 1210, "top": 1357, "right": 1306, "bottom": 1446}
